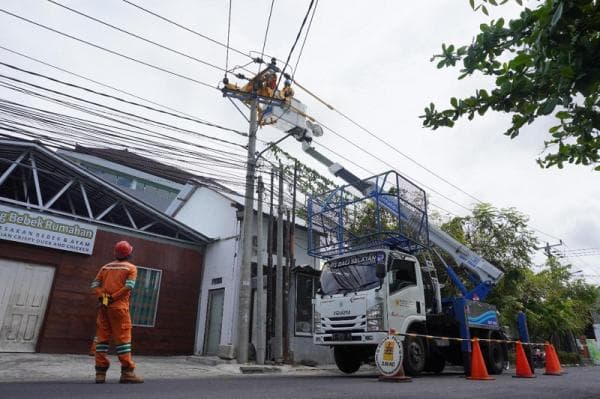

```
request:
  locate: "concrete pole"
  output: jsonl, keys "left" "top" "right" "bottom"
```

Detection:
{"left": 266, "top": 169, "right": 274, "bottom": 360}
{"left": 256, "top": 176, "right": 265, "bottom": 365}
{"left": 274, "top": 162, "right": 284, "bottom": 362}
{"left": 283, "top": 208, "right": 291, "bottom": 361}
{"left": 236, "top": 95, "right": 258, "bottom": 364}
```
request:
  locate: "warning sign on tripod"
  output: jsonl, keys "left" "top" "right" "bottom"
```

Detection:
{"left": 375, "top": 335, "right": 411, "bottom": 382}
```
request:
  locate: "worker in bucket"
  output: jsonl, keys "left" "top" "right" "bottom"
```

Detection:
{"left": 90, "top": 240, "right": 143, "bottom": 384}
{"left": 279, "top": 79, "right": 295, "bottom": 100}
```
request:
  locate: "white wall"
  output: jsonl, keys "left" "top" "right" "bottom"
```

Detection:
{"left": 176, "top": 187, "right": 321, "bottom": 357}
{"left": 175, "top": 187, "right": 238, "bottom": 238}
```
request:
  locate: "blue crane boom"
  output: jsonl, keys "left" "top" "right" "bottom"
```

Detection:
{"left": 301, "top": 142, "right": 503, "bottom": 301}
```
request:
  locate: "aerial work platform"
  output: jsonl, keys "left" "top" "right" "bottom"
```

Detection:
{"left": 307, "top": 170, "right": 429, "bottom": 259}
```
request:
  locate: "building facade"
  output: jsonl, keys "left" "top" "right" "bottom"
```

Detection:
{"left": 0, "top": 140, "right": 208, "bottom": 355}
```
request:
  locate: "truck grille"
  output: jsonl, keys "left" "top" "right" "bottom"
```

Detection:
{"left": 322, "top": 315, "right": 366, "bottom": 333}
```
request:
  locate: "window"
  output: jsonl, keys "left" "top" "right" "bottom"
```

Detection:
{"left": 130, "top": 267, "right": 162, "bottom": 327}
{"left": 116, "top": 175, "right": 133, "bottom": 188}
{"left": 388, "top": 258, "right": 416, "bottom": 294}
{"left": 295, "top": 273, "right": 315, "bottom": 336}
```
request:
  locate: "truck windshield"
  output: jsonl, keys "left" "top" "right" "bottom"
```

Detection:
{"left": 320, "top": 251, "right": 386, "bottom": 295}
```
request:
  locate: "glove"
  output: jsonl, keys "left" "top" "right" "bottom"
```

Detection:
{"left": 98, "top": 293, "right": 113, "bottom": 307}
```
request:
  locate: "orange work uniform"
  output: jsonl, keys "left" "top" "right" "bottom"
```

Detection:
{"left": 90, "top": 261, "right": 137, "bottom": 372}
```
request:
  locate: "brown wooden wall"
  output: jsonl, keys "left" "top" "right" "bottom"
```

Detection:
{"left": 0, "top": 229, "right": 204, "bottom": 355}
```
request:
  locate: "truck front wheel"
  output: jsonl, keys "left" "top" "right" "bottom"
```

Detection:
{"left": 334, "top": 346, "right": 361, "bottom": 374}
{"left": 403, "top": 336, "right": 426, "bottom": 376}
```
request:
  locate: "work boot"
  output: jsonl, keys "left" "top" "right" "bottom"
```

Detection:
{"left": 119, "top": 368, "right": 144, "bottom": 384}
{"left": 95, "top": 371, "right": 106, "bottom": 384}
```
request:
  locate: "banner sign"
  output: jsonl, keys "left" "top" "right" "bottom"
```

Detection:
{"left": 0, "top": 204, "right": 97, "bottom": 254}
{"left": 586, "top": 339, "right": 600, "bottom": 365}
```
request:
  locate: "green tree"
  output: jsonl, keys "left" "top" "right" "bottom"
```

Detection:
{"left": 524, "top": 256, "right": 600, "bottom": 345}
{"left": 422, "top": 0, "right": 600, "bottom": 170}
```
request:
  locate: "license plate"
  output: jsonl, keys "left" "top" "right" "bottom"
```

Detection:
{"left": 333, "top": 333, "right": 350, "bottom": 341}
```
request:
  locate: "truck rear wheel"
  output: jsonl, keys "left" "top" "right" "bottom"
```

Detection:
{"left": 334, "top": 346, "right": 361, "bottom": 374}
{"left": 482, "top": 333, "right": 506, "bottom": 375}
{"left": 403, "top": 336, "right": 426, "bottom": 376}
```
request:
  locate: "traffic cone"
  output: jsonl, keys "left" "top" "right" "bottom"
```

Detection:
{"left": 543, "top": 342, "right": 563, "bottom": 376}
{"left": 513, "top": 341, "right": 535, "bottom": 378}
{"left": 466, "top": 337, "right": 494, "bottom": 380}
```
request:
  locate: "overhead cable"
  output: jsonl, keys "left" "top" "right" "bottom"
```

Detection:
{"left": 46, "top": 0, "right": 229, "bottom": 74}
{"left": 0, "top": 8, "right": 217, "bottom": 90}
{"left": 0, "top": 61, "right": 246, "bottom": 136}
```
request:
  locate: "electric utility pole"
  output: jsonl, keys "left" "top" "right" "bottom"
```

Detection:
{"left": 256, "top": 176, "right": 265, "bottom": 364}
{"left": 274, "top": 162, "right": 284, "bottom": 362}
{"left": 236, "top": 95, "right": 258, "bottom": 364}
{"left": 220, "top": 59, "right": 285, "bottom": 364}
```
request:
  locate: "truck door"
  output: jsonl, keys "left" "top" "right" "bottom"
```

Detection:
{"left": 387, "top": 256, "right": 424, "bottom": 333}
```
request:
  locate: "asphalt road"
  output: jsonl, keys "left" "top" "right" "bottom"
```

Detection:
{"left": 1, "top": 368, "right": 599, "bottom": 399}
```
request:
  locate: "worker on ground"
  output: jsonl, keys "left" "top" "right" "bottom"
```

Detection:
{"left": 90, "top": 240, "right": 143, "bottom": 384}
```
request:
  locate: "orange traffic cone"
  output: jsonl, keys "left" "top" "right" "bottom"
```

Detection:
{"left": 543, "top": 342, "right": 563, "bottom": 376}
{"left": 513, "top": 341, "right": 535, "bottom": 378}
{"left": 466, "top": 337, "right": 494, "bottom": 380}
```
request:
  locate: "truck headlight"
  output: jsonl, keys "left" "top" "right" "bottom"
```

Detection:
{"left": 313, "top": 309, "right": 323, "bottom": 334}
{"left": 367, "top": 302, "right": 384, "bottom": 331}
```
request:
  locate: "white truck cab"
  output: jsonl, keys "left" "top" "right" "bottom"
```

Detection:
{"left": 313, "top": 249, "right": 438, "bottom": 374}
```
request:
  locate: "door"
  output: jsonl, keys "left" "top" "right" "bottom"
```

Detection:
{"left": 203, "top": 288, "right": 225, "bottom": 356}
{"left": 0, "top": 259, "right": 55, "bottom": 352}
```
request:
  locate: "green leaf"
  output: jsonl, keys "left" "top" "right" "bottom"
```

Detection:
{"left": 450, "top": 97, "right": 458, "bottom": 107}
{"left": 511, "top": 53, "right": 532, "bottom": 68}
{"left": 481, "top": 5, "right": 489, "bottom": 15}
{"left": 437, "top": 60, "right": 446, "bottom": 69}
{"left": 549, "top": 125, "right": 561, "bottom": 133}
{"left": 555, "top": 111, "right": 570, "bottom": 119}
{"left": 559, "top": 66, "right": 575, "bottom": 79}
{"left": 469, "top": 0, "right": 475, "bottom": 9}
{"left": 538, "top": 98, "right": 558, "bottom": 115}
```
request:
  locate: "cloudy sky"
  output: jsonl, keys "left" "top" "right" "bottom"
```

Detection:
{"left": 1, "top": 0, "right": 598, "bottom": 282}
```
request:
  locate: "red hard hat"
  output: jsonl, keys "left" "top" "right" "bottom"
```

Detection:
{"left": 114, "top": 240, "right": 133, "bottom": 259}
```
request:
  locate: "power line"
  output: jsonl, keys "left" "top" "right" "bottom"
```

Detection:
{"left": 259, "top": 0, "right": 276, "bottom": 63}
{"left": 225, "top": 0, "right": 233, "bottom": 76}
{"left": 292, "top": 0, "right": 318, "bottom": 79}
{"left": 46, "top": 0, "right": 228, "bottom": 74}
{"left": 0, "top": 61, "right": 245, "bottom": 137}
{"left": 275, "top": 0, "right": 315, "bottom": 85}
{"left": 121, "top": 0, "right": 251, "bottom": 60}
{"left": 0, "top": 66, "right": 246, "bottom": 149}
{"left": 0, "top": 46, "right": 249, "bottom": 144}
{"left": 0, "top": 8, "right": 217, "bottom": 90}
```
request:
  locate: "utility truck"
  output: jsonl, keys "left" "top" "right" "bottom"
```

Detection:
{"left": 221, "top": 66, "right": 512, "bottom": 376}
{"left": 302, "top": 148, "right": 509, "bottom": 376}
{"left": 265, "top": 105, "right": 509, "bottom": 376}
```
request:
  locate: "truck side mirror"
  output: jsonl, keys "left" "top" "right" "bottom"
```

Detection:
{"left": 315, "top": 280, "right": 323, "bottom": 294}
{"left": 375, "top": 263, "right": 386, "bottom": 280}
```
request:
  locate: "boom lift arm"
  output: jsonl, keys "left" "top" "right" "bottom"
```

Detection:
{"left": 222, "top": 64, "right": 503, "bottom": 301}
{"left": 300, "top": 142, "right": 503, "bottom": 301}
